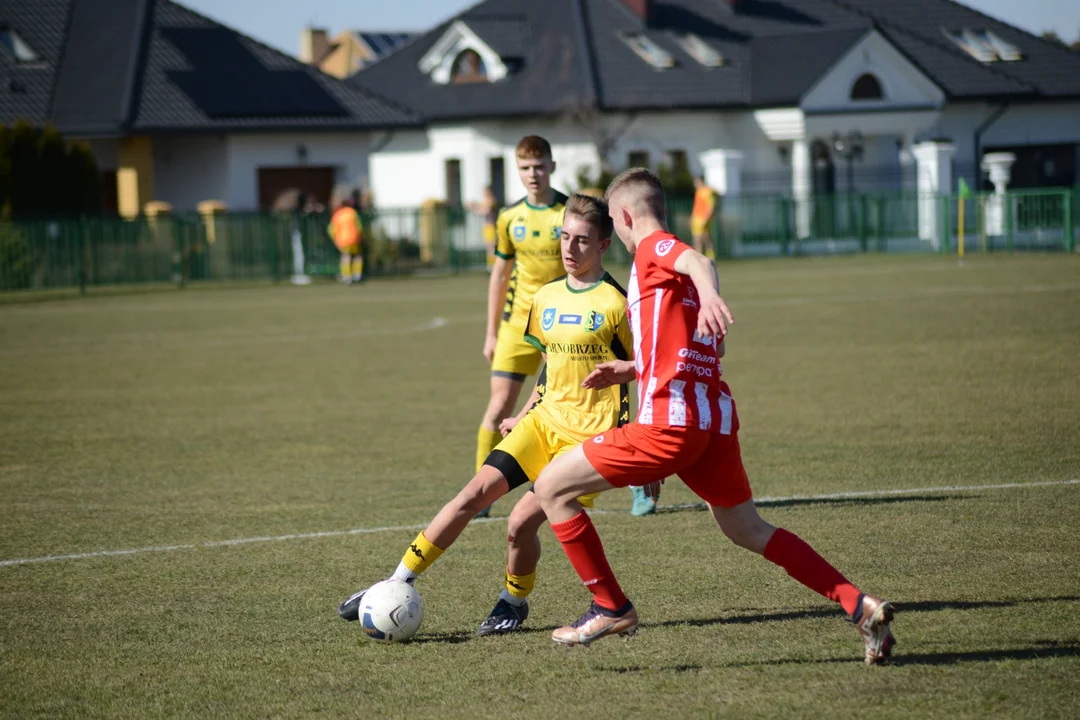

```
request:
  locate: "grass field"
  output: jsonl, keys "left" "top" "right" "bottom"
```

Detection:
{"left": 2, "top": 254, "right": 1079, "bottom": 719}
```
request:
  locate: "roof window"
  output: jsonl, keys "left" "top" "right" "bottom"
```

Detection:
{"left": 679, "top": 33, "right": 724, "bottom": 67}
{"left": 620, "top": 32, "right": 674, "bottom": 69}
{"left": 945, "top": 28, "right": 1022, "bottom": 63}
{"left": 0, "top": 27, "right": 42, "bottom": 65}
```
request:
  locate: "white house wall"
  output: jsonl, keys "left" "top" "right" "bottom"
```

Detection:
{"left": 368, "top": 111, "right": 792, "bottom": 209}
{"left": 929, "top": 101, "right": 1080, "bottom": 171}
{"left": 153, "top": 135, "right": 228, "bottom": 212}
{"left": 224, "top": 133, "right": 372, "bottom": 211}
{"left": 368, "top": 130, "right": 438, "bottom": 207}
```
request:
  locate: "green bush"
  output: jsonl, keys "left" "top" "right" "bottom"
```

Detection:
{"left": 0, "top": 222, "right": 32, "bottom": 290}
{"left": 0, "top": 121, "right": 102, "bottom": 219}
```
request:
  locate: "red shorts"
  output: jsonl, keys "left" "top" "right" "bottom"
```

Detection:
{"left": 583, "top": 423, "right": 752, "bottom": 508}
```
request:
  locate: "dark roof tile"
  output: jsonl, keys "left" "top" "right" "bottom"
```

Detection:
{"left": 1, "top": 0, "right": 421, "bottom": 135}
{"left": 350, "top": 0, "right": 1080, "bottom": 120}
{"left": 0, "top": 0, "right": 72, "bottom": 127}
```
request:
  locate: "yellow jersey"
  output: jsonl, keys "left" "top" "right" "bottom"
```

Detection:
{"left": 523, "top": 273, "right": 634, "bottom": 439}
{"left": 495, "top": 192, "right": 569, "bottom": 327}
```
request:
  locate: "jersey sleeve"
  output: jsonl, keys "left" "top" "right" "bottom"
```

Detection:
{"left": 524, "top": 293, "right": 546, "bottom": 351}
{"left": 638, "top": 234, "right": 691, "bottom": 283}
{"left": 495, "top": 208, "right": 515, "bottom": 259}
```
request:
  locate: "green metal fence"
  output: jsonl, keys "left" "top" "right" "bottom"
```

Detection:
{"left": 0, "top": 188, "right": 1075, "bottom": 295}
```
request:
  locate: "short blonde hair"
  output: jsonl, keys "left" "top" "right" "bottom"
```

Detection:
{"left": 606, "top": 167, "right": 666, "bottom": 216}
{"left": 564, "top": 193, "right": 613, "bottom": 240}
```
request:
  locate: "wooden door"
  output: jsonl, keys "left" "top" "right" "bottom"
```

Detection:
{"left": 258, "top": 166, "right": 335, "bottom": 211}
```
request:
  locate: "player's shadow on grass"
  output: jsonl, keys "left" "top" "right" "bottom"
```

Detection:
{"left": 653, "top": 494, "right": 969, "bottom": 515}
{"left": 646, "top": 595, "right": 1080, "bottom": 630}
{"left": 409, "top": 630, "right": 473, "bottom": 645}
{"left": 730, "top": 640, "right": 1080, "bottom": 668}
{"left": 881, "top": 640, "right": 1080, "bottom": 667}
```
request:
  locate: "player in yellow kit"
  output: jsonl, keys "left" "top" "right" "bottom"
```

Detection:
{"left": 337, "top": 194, "right": 645, "bottom": 636}
{"left": 474, "top": 136, "right": 568, "bottom": 518}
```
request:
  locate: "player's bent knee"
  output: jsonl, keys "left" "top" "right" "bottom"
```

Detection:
{"left": 718, "top": 514, "right": 775, "bottom": 554}
{"left": 508, "top": 498, "right": 546, "bottom": 537}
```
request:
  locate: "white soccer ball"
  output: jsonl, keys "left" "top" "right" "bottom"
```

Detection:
{"left": 359, "top": 579, "right": 424, "bottom": 643}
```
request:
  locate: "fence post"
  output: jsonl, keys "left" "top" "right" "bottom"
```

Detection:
{"left": 779, "top": 197, "right": 790, "bottom": 256}
{"left": 1063, "top": 189, "right": 1074, "bottom": 253}
{"left": 874, "top": 195, "right": 885, "bottom": 252}
{"left": 858, "top": 195, "right": 869, "bottom": 252}
{"left": 268, "top": 216, "right": 279, "bottom": 282}
{"left": 1004, "top": 192, "right": 1014, "bottom": 253}
{"left": 74, "top": 218, "right": 85, "bottom": 296}
{"left": 939, "top": 194, "right": 950, "bottom": 255}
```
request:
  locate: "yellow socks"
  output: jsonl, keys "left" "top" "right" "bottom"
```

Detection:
{"left": 399, "top": 531, "right": 444, "bottom": 575}
{"left": 351, "top": 256, "right": 364, "bottom": 280}
{"left": 504, "top": 569, "right": 536, "bottom": 601}
{"left": 476, "top": 426, "right": 503, "bottom": 473}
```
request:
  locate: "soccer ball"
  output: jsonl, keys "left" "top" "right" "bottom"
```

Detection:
{"left": 359, "top": 580, "right": 424, "bottom": 643}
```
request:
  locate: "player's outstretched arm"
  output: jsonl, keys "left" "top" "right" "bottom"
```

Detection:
{"left": 499, "top": 360, "right": 545, "bottom": 435}
{"left": 484, "top": 256, "right": 513, "bottom": 362}
{"left": 673, "top": 250, "right": 734, "bottom": 340}
{"left": 581, "top": 359, "right": 636, "bottom": 390}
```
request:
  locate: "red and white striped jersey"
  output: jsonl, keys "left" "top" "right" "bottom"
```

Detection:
{"left": 627, "top": 231, "right": 736, "bottom": 434}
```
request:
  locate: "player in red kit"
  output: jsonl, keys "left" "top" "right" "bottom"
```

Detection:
{"left": 532, "top": 168, "right": 895, "bottom": 664}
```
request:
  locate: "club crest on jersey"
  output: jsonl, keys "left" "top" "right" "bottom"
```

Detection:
{"left": 656, "top": 238, "right": 677, "bottom": 256}
{"left": 513, "top": 224, "right": 527, "bottom": 241}
{"left": 542, "top": 308, "right": 556, "bottom": 331}
{"left": 585, "top": 310, "right": 605, "bottom": 332}
{"left": 552, "top": 225, "right": 562, "bottom": 240}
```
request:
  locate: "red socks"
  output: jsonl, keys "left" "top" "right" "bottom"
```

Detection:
{"left": 764, "top": 528, "right": 862, "bottom": 617}
{"left": 550, "top": 511, "right": 628, "bottom": 611}
{"left": 550, "top": 515, "right": 860, "bottom": 617}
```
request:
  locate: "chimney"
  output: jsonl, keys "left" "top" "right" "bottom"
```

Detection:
{"left": 299, "top": 26, "right": 330, "bottom": 64}
{"left": 621, "top": 0, "right": 654, "bottom": 24}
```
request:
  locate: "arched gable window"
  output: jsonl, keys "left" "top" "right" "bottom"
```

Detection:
{"left": 851, "top": 73, "right": 884, "bottom": 101}
{"left": 450, "top": 49, "right": 487, "bottom": 83}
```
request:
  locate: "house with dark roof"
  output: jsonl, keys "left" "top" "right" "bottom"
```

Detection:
{"left": 350, "top": 0, "right": 1080, "bottom": 241}
{"left": 0, "top": 0, "right": 420, "bottom": 216}
{"left": 300, "top": 27, "right": 415, "bottom": 78}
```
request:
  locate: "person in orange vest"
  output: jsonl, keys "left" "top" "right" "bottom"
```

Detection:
{"left": 328, "top": 197, "right": 364, "bottom": 285}
{"left": 690, "top": 176, "right": 717, "bottom": 259}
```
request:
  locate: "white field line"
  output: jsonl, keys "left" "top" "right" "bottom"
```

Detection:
{"left": 5, "top": 281, "right": 1079, "bottom": 357}
{"left": 2, "top": 479, "right": 1076, "bottom": 569}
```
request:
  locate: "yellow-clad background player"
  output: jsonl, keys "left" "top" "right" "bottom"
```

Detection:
{"left": 475, "top": 136, "right": 568, "bottom": 517}
{"left": 338, "top": 194, "right": 639, "bottom": 637}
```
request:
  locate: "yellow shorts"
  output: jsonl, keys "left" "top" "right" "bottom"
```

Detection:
{"left": 338, "top": 243, "right": 361, "bottom": 255}
{"left": 483, "top": 223, "right": 496, "bottom": 244}
{"left": 690, "top": 219, "right": 709, "bottom": 237}
{"left": 488, "top": 412, "right": 600, "bottom": 508}
{"left": 491, "top": 321, "right": 543, "bottom": 379}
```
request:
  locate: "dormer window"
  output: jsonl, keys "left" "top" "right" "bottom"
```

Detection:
{"left": 418, "top": 20, "right": 510, "bottom": 85}
{"left": 679, "top": 33, "right": 724, "bottom": 68}
{"left": 0, "top": 26, "right": 42, "bottom": 66}
{"left": 851, "top": 73, "right": 884, "bottom": 101}
{"left": 451, "top": 49, "right": 487, "bottom": 83}
{"left": 620, "top": 32, "right": 674, "bottom": 69}
{"left": 944, "top": 28, "right": 1022, "bottom": 63}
